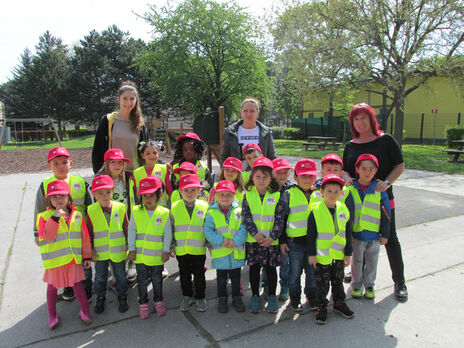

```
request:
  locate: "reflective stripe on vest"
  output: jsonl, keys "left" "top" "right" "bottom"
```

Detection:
{"left": 133, "top": 205, "right": 169, "bottom": 266}
{"left": 313, "top": 201, "right": 349, "bottom": 265}
{"left": 348, "top": 186, "right": 381, "bottom": 232}
{"left": 245, "top": 188, "right": 280, "bottom": 245}
{"left": 130, "top": 165, "right": 169, "bottom": 210}
{"left": 38, "top": 209, "right": 83, "bottom": 269}
{"left": 209, "top": 207, "right": 245, "bottom": 260}
{"left": 309, "top": 185, "right": 349, "bottom": 205}
{"left": 172, "top": 200, "right": 208, "bottom": 256}
{"left": 87, "top": 201, "right": 127, "bottom": 262}
{"left": 173, "top": 160, "right": 207, "bottom": 181}
{"left": 43, "top": 175, "right": 86, "bottom": 214}
{"left": 286, "top": 187, "right": 311, "bottom": 237}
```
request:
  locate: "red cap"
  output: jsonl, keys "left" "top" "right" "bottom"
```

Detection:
{"left": 173, "top": 162, "right": 198, "bottom": 174}
{"left": 355, "top": 153, "right": 379, "bottom": 168}
{"left": 177, "top": 132, "right": 201, "bottom": 142}
{"left": 46, "top": 180, "right": 70, "bottom": 197}
{"left": 321, "top": 153, "right": 343, "bottom": 167}
{"left": 104, "top": 148, "right": 130, "bottom": 163}
{"left": 179, "top": 174, "right": 201, "bottom": 190}
{"left": 223, "top": 157, "right": 242, "bottom": 172}
{"left": 137, "top": 176, "right": 162, "bottom": 195}
{"left": 321, "top": 174, "right": 345, "bottom": 188}
{"left": 273, "top": 158, "right": 291, "bottom": 172}
{"left": 243, "top": 143, "right": 262, "bottom": 156}
{"left": 294, "top": 159, "right": 317, "bottom": 175}
{"left": 252, "top": 157, "right": 274, "bottom": 169}
{"left": 215, "top": 180, "right": 236, "bottom": 194}
{"left": 91, "top": 175, "right": 114, "bottom": 192}
{"left": 48, "top": 147, "right": 70, "bottom": 161}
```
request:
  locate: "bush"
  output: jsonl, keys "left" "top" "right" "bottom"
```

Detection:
{"left": 283, "top": 127, "right": 305, "bottom": 140}
{"left": 444, "top": 125, "right": 464, "bottom": 147}
{"left": 270, "top": 126, "right": 285, "bottom": 139}
{"left": 66, "top": 129, "right": 95, "bottom": 139}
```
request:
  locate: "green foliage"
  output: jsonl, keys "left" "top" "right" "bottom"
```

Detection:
{"left": 270, "top": 126, "right": 285, "bottom": 139}
{"left": 444, "top": 125, "right": 464, "bottom": 147}
{"left": 283, "top": 127, "right": 305, "bottom": 140}
{"left": 65, "top": 129, "right": 95, "bottom": 138}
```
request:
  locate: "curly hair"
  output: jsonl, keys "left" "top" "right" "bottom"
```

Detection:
{"left": 173, "top": 137, "right": 207, "bottom": 163}
{"left": 139, "top": 139, "right": 164, "bottom": 155}
{"left": 117, "top": 81, "right": 144, "bottom": 133}
{"left": 245, "top": 166, "right": 280, "bottom": 193}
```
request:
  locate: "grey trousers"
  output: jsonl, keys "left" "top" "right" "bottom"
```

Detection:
{"left": 351, "top": 238, "right": 380, "bottom": 289}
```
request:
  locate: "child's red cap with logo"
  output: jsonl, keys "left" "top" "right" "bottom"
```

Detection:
{"left": 252, "top": 157, "right": 274, "bottom": 169}
{"left": 104, "top": 148, "right": 130, "bottom": 163}
{"left": 321, "top": 153, "right": 343, "bottom": 167}
{"left": 179, "top": 174, "right": 201, "bottom": 190}
{"left": 91, "top": 175, "right": 114, "bottom": 192}
{"left": 355, "top": 153, "right": 379, "bottom": 168}
{"left": 272, "top": 158, "right": 291, "bottom": 171}
{"left": 48, "top": 147, "right": 70, "bottom": 161}
{"left": 294, "top": 159, "right": 318, "bottom": 175}
{"left": 215, "top": 180, "right": 236, "bottom": 194}
{"left": 243, "top": 143, "right": 262, "bottom": 156}
{"left": 321, "top": 174, "right": 345, "bottom": 188}
{"left": 223, "top": 157, "right": 242, "bottom": 172}
{"left": 177, "top": 132, "right": 201, "bottom": 142}
{"left": 173, "top": 162, "right": 198, "bottom": 174}
{"left": 46, "top": 180, "right": 70, "bottom": 197}
{"left": 138, "top": 176, "right": 162, "bottom": 195}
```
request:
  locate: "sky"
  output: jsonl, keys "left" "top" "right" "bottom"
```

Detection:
{"left": 0, "top": 0, "right": 278, "bottom": 84}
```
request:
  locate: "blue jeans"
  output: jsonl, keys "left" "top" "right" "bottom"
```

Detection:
{"left": 136, "top": 264, "right": 163, "bottom": 304}
{"left": 94, "top": 260, "right": 128, "bottom": 297}
{"left": 288, "top": 240, "right": 316, "bottom": 299}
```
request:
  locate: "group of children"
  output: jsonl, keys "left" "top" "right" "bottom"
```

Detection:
{"left": 35, "top": 131, "right": 391, "bottom": 329}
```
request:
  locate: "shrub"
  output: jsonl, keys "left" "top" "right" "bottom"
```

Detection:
{"left": 270, "top": 126, "right": 285, "bottom": 139}
{"left": 444, "top": 125, "right": 464, "bottom": 147}
{"left": 283, "top": 127, "right": 305, "bottom": 140}
{"left": 66, "top": 129, "right": 95, "bottom": 139}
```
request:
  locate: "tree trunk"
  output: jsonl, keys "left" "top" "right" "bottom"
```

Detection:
{"left": 393, "top": 94, "right": 404, "bottom": 147}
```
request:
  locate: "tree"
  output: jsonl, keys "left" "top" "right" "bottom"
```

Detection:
{"left": 137, "top": 0, "right": 272, "bottom": 119}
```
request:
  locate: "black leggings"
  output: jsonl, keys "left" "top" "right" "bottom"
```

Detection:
{"left": 249, "top": 264, "right": 277, "bottom": 296}
{"left": 385, "top": 208, "right": 405, "bottom": 283}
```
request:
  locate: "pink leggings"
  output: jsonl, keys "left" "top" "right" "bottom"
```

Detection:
{"left": 47, "top": 282, "right": 90, "bottom": 317}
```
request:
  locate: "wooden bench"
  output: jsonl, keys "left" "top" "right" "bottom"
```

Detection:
{"left": 443, "top": 149, "right": 464, "bottom": 162}
{"left": 303, "top": 142, "right": 326, "bottom": 150}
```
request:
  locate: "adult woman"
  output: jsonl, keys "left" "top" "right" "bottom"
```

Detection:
{"left": 92, "top": 81, "right": 149, "bottom": 173}
{"left": 342, "top": 103, "right": 408, "bottom": 301}
{"left": 220, "top": 98, "right": 276, "bottom": 164}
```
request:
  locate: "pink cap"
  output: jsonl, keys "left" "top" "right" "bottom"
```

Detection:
{"left": 321, "top": 174, "right": 345, "bottom": 187}
{"left": 252, "top": 157, "right": 274, "bottom": 169}
{"left": 177, "top": 132, "right": 201, "bottom": 142}
{"left": 46, "top": 180, "right": 70, "bottom": 197}
{"left": 173, "top": 162, "right": 198, "bottom": 174}
{"left": 104, "top": 148, "right": 130, "bottom": 163}
{"left": 355, "top": 153, "right": 379, "bottom": 168}
{"left": 48, "top": 147, "right": 70, "bottom": 161}
{"left": 179, "top": 174, "right": 201, "bottom": 190}
{"left": 294, "top": 159, "right": 317, "bottom": 175}
{"left": 223, "top": 157, "right": 242, "bottom": 172}
{"left": 321, "top": 153, "right": 343, "bottom": 167}
{"left": 137, "top": 176, "right": 162, "bottom": 195}
{"left": 273, "top": 158, "right": 291, "bottom": 172}
{"left": 243, "top": 143, "right": 262, "bottom": 156}
{"left": 91, "top": 175, "right": 114, "bottom": 192}
{"left": 215, "top": 180, "right": 236, "bottom": 194}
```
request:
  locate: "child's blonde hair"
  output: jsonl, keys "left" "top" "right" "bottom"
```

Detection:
{"left": 217, "top": 168, "right": 245, "bottom": 193}
{"left": 103, "top": 160, "right": 127, "bottom": 185}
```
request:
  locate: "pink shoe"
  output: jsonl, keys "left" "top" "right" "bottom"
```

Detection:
{"left": 139, "top": 303, "right": 150, "bottom": 319}
{"left": 155, "top": 301, "right": 166, "bottom": 316}
{"left": 79, "top": 310, "right": 92, "bottom": 325}
{"left": 48, "top": 313, "right": 60, "bottom": 330}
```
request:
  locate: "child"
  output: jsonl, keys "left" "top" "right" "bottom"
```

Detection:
{"left": 242, "top": 157, "right": 284, "bottom": 314}
{"left": 346, "top": 154, "right": 391, "bottom": 300}
{"left": 279, "top": 158, "right": 318, "bottom": 312}
{"left": 242, "top": 143, "right": 263, "bottom": 184}
{"left": 171, "top": 132, "right": 213, "bottom": 190}
{"left": 33, "top": 147, "right": 93, "bottom": 301}
{"left": 205, "top": 180, "right": 247, "bottom": 313}
{"left": 208, "top": 157, "right": 245, "bottom": 204}
{"left": 171, "top": 162, "right": 209, "bottom": 204}
{"left": 37, "top": 180, "right": 92, "bottom": 329}
{"left": 87, "top": 175, "right": 129, "bottom": 314}
{"left": 308, "top": 174, "right": 354, "bottom": 324}
{"left": 128, "top": 176, "right": 172, "bottom": 319}
{"left": 171, "top": 174, "right": 208, "bottom": 312}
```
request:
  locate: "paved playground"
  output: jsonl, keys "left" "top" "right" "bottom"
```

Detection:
{"left": 0, "top": 156, "right": 463, "bottom": 347}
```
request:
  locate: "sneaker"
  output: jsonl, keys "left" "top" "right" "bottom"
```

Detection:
{"left": 249, "top": 295, "right": 261, "bottom": 314}
{"left": 162, "top": 267, "right": 169, "bottom": 278}
{"left": 155, "top": 301, "right": 167, "bottom": 316}
{"left": 85, "top": 287, "right": 94, "bottom": 303}
{"left": 139, "top": 303, "right": 150, "bottom": 319}
{"left": 232, "top": 296, "right": 245, "bottom": 312}
{"left": 217, "top": 297, "right": 228, "bottom": 313}
{"left": 333, "top": 302, "right": 354, "bottom": 319}
{"left": 364, "top": 287, "right": 375, "bottom": 299}
{"left": 279, "top": 286, "right": 289, "bottom": 301}
{"left": 179, "top": 296, "right": 194, "bottom": 312}
{"left": 78, "top": 310, "right": 92, "bottom": 325}
{"left": 343, "top": 272, "right": 352, "bottom": 283}
{"left": 351, "top": 288, "right": 363, "bottom": 299}
{"left": 266, "top": 295, "right": 278, "bottom": 314}
{"left": 48, "top": 313, "right": 60, "bottom": 330}
{"left": 62, "top": 287, "right": 75, "bottom": 301}
{"left": 394, "top": 281, "right": 408, "bottom": 302}
{"left": 306, "top": 295, "right": 318, "bottom": 311}
{"left": 290, "top": 297, "right": 303, "bottom": 313}
{"left": 94, "top": 296, "right": 105, "bottom": 314}
{"left": 126, "top": 267, "right": 137, "bottom": 286}
{"left": 118, "top": 295, "right": 129, "bottom": 313}
{"left": 196, "top": 298, "right": 208, "bottom": 312}
{"left": 315, "top": 306, "right": 327, "bottom": 325}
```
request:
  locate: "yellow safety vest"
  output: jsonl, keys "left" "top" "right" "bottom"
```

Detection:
{"left": 245, "top": 188, "right": 280, "bottom": 245}
{"left": 87, "top": 201, "right": 127, "bottom": 263}
{"left": 242, "top": 171, "right": 250, "bottom": 185}
{"left": 43, "top": 175, "right": 86, "bottom": 214}
{"left": 38, "top": 209, "right": 83, "bottom": 269}
{"left": 310, "top": 185, "right": 349, "bottom": 205}
{"left": 172, "top": 200, "right": 208, "bottom": 256}
{"left": 349, "top": 186, "right": 381, "bottom": 233}
{"left": 170, "top": 189, "right": 209, "bottom": 206}
{"left": 286, "top": 186, "right": 311, "bottom": 237}
{"left": 209, "top": 206, "right": 245, "bottom": 260}
{"left": 173, "top": 160, "right": 207, "bottom": 181}
{"left": 130, "top": 165, "right": 169, "bottom": 209}
{"left": 313, "top": 201, "right": 349, "bottom": 265}
{"left": 133, "top": 205, "right": 169, "bottom": 266}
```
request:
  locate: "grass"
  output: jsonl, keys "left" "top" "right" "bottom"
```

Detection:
{"left": 1, "top": 135, "right": 94, "bottom": 150}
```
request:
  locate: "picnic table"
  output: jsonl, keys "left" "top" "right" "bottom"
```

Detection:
{"left": 303, "top": 136, "right": 341, "bottom": 151}
{"left": 444, "top": 140, "right": 464, "bottom": 162}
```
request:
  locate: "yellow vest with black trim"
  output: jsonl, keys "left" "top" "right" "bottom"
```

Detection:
{"left": 313, "top": 201, "right": 349, "bottom": 265}
{"left": 286, "top": 186, "right": 311, "bottom": 237}
{"left": 173, "top": 160, "right": 207, "bottom": 181}
{"left": 309, "top": 185, "right": 349, "bottom": 205}
{"left": 37, "top": 209, "right": 83, "bottom": 269}
{"left": 87, "top": 201, "right": 127, "bottom": 263}
{"left": 43, "top": 176, "right": 86, "bottom": 214}
{"left": 172, "top": 199, "right": 208, "bottom": 256}
{"left": 133, "top": 204, "right": 169, "bottom": 266}
{"left": 209, "top": 206, "right": 245, "bottom": 260}
{"left": 170, "top": 189, "right": 209, "bottom": 206}
{"left": 349, "top": 186, "right": 381, "bottom": 233}
{"left": 245, "top": 188, "right": 280, "bottom": 245}
{"left": 212, "top": 182, "right": 244, "bottom": 203}
{"left": 130, "top": 165, "right": 169, "bottom": 209}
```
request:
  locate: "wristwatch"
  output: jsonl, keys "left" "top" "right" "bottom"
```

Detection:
{"left": 384, "top": 179, "right": 391, "bottom": 187}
